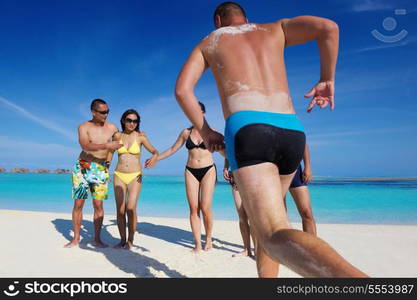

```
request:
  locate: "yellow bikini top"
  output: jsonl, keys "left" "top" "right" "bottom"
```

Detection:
{"left": 117, "top": 139, "right": 140, "bottom": 155}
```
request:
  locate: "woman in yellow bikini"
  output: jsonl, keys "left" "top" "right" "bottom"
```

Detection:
{"left": 112, "top": 109, "right": 158, "bottom": 249}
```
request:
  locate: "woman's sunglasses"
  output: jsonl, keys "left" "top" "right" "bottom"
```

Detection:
{"left": 125, "top": 118, "right": 138, "bottom": 124}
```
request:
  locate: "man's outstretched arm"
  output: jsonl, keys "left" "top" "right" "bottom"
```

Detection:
{"left": 280, "top": 16, "right": 339, "bottom": 112}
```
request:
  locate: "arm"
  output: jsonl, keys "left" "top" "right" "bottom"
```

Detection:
{"left": 302, "top": 143, "right": 312, "bottom": 184}
{"left": 155, "top": 130, "right": 187, "bottom": 161}
{"left": 280, "top": 16, "right": 339, "bottom": 112}
{"left": 78, "top": 124, "right": 121, "bottom": 152}
{"left": 175, "top": 45, "right": 225, "bottom": 152}
{"left": 140, "top": 135, "right": 159, "bottom": 168}
{"left": 223, "top": 158, "right": 231, "bottom": 181}
{"left": 105, "top": 131, "right": 121, "bottom": 167}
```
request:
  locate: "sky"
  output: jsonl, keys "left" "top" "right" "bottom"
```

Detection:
{"left": 0, "top": 0, "right": 416, "bottom": 177}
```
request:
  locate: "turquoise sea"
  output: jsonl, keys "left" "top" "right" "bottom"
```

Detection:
{"left": 0, "top": 173, "right": 416, "bottom": 225}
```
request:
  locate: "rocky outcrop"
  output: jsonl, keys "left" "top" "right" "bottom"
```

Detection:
{"left": 10, "top": 168, "right": 30, "bottom": 173}
{"left": 33, "top": 168, "right": 51, "bottom": 173}
{"left": 0, "top": 168, "right": 6, "bottom": 173}
{"left": 54, "top": 168, "right": 71, "bottom": 174}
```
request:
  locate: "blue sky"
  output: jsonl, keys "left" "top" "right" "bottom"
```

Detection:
{"left": 0, "top": 0, "right": 416, "bottom": 177}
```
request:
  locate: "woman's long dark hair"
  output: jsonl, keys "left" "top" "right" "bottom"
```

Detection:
{"left": 188, "top": 102, "right": 206, "bottom": 130}
{"left": 120, "top": 109, "right": 141, "bottom": 132}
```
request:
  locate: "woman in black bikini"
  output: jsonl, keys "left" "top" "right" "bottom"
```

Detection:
{"left": 146, "top": 102, "right": 217, "bottom": 253}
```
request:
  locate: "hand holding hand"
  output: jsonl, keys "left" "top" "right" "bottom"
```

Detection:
{"left": 145, "top": 156, "right": 158, "bottom": 168}
{"left": 201, "top": 128, "right": 225, "bottom": 153}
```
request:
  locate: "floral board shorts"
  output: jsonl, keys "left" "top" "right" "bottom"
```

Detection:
{"left": 72, "top": 159, "right": 109, "bottom": 201}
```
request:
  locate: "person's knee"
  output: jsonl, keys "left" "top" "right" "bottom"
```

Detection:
{"left": 93, "top": 202, "right": 104, "bottom": 216}
{"left": 117, "top": 208, "right": 125, "bottom": 216}
{"left": 73, "top": 202, "right": 84, "bottom": 212}
{"left": 256, "top": 222, "right": 291, "bottom": 249}
{"left": 126, "top": 206, "right": 135, "bottom": 216}
{"left": 200, "top": 205, "right": 212, "bottom": 217}
{"left": 189, "top": 206, "right": 199, "bottom": 216}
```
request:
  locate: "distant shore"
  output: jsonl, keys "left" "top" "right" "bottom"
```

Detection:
{"left": 1, "top": 170, "right": 416, "bottom": 181}
{"left": 0, "top": 168, "right": 70, "bottom": 174}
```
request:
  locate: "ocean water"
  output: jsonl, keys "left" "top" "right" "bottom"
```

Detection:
{"left": 0, "top": 173, "right": 416, "bottom": 225}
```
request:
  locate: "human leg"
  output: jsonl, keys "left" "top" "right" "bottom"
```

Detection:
{"left": 125, "top": 175, "right": 142, "bottom": 249}
{"left": 113, "top": 174, "right": 128, "bottom": 248}
{"left": 92, "top": 198, "right": 107, "bottom": 248}
{"left": 231, "top": 186, "right": 253, "bottom": 257}
{"left": 185, "top": 168, "right": 202, "bottom": 252}
{"left": 234, "top": 163, "right": 367, "bottom": 277}
{"left": 66, "top": 159, "right": 88, "bottom": 248}
{"left": 254, "top": 172, "right": 294, "bottom": 277}
{"left": 64, "top": 199, "right": 85, "bottom": 248}
{"left": 290, "top": 186, "right": 317, "bottom": 235}
{"left": 200, "top": 165, "right": 216, "bottom": 251}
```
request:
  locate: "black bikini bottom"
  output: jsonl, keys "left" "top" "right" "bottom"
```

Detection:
{"left": 185, "top": 164, "right": 216, "bottom": 183}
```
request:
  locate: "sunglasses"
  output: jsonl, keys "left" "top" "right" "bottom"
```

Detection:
{"left": 125, "top": 118, "right": 138, "bottom": 124}
{"left": 95, "top": 109, "right": 109, "bottom": 115}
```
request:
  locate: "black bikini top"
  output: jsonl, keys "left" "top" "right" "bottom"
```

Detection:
{"left": 185, "top": 128, "right": 206, "bottom": 150}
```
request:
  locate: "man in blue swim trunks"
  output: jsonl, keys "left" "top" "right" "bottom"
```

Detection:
{"left": 174, "top": 2, "right": 367, "bottom": 277}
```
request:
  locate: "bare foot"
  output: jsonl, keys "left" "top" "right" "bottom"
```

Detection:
{"left": 124, "top": 241, "right": 133, "bottom": 250}
{"left": 113, "top": 241, "right": 126, "bottom": 249}
{"left": 64, "top": 239, "right": 80, "bottom": 248}
{"left": 204, "top": 240, "right": 213, "bottom": 251}
{"left": 191, "top": 246, "right": 202, "bottom": 254}
{"left": 232, "top": 250, "right": 249, "bottom": 257}
{"left": 93, "top": 240, "right": 108, "bottom": 248}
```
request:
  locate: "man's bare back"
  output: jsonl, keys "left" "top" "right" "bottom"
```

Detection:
{"left": 200, "top": 21, "right": 294, "bottom": 118}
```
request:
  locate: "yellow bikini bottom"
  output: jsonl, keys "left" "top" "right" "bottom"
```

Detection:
{"left": 114, "top": 171, "right": 142, "bottom": 185}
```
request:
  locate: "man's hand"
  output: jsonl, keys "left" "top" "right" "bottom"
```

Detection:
{"left": 302, "top": 167, "right": 312, "bottom": 184}
{"left": 106, "top": 141, "right": 123, "bottom": 151}
{"left": 223, "top": 168, "right": 230, "bottom": 181}
{"left": 304, "top": 80, "right": 335, "bottom": 113}
{"left": 201, "top": 128, "right": 225, "bottom": 153}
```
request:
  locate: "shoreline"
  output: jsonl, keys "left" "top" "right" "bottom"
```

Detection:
{"left": 1, "top": 207, "right": 417, "bottom": 226}
{"left": 1, "top": 209, "right": 417, "bottom": 277}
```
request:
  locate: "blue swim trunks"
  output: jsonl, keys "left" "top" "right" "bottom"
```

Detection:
{"left": 224, "top": 110, "right": 306, "bottom": 174}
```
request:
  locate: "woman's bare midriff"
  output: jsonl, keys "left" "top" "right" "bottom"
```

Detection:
{"left": 186, "top": 150, "right": 214, "bottom": 168}
{"left": 115, "top": 154, "right": 141, "bottom": 173}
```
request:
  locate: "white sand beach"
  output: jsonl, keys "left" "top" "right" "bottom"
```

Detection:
{"left": 1, "top": 209, "right": 416, "bottom": 278}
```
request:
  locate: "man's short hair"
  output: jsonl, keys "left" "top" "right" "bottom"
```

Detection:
{"left": 90, "top": 98, "right": 107, "bottom": 111}
{"left": 213, "top": 2, "right": 246, "bottom": 24}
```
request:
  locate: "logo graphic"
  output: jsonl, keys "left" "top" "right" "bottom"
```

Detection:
{"left": 371, "top": 9, "right": 408, "bottom": 43}
{"left": 3, "top": 281, "right": 20, "bottom": 297}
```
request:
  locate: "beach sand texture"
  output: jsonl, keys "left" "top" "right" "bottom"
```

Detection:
{"left": 1, "top": 209, "right": 416, "bottom": 278}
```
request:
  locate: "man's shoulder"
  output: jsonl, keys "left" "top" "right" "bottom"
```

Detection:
{"left": 105, "top": 121, "right": 118, "bottom": 130}
{"left": 78, "top": 121, "right": 91, "bottom": 129}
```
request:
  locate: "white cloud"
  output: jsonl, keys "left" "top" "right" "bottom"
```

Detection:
{"left": 0, "top": 96, "right": 77, "bottom": 141}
